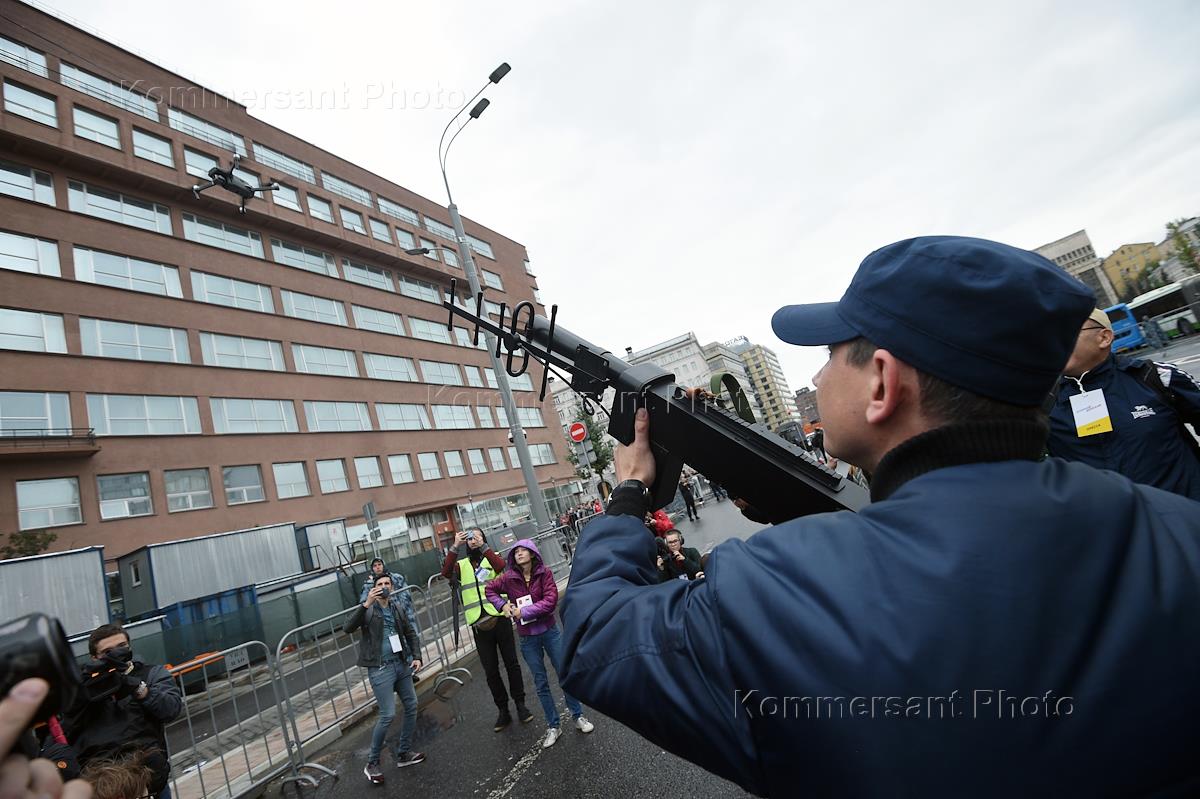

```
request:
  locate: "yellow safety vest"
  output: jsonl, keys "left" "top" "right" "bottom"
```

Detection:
{"left": 459, "top": 556, "right": 502, "bottom": 625}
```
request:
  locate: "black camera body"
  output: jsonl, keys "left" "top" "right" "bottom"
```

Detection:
{"left": 80, "top": 645, "right": 136, "bottom": 703}
{"left": 0, "top": 613, "right": 81, "bottom": 721}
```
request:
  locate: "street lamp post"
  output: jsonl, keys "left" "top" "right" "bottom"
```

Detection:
{"left": 434, "top": 63, "right": 552, "bottom": 530}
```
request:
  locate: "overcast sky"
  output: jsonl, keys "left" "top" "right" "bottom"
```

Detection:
{"left": 45, "top": 0, "right": 1200, "bottom": 390}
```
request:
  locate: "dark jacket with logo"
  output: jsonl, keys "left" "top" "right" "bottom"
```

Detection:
{"left": 1048, "top": 354, "right": 1200, "bottom": 500}
{"left": 560, "top": 421, "right": 1200, "bottom": 798}
{"left": 344, "top": 598, "right": 421, "bottom": 668}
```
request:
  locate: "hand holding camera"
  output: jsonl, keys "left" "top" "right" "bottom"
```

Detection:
{"left": 363, "top": 586, "right": 389, "bottom": 608}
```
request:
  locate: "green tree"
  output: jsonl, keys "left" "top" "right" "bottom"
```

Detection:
{"left": 1, "top": 529, "right": 57, "bottom": 559}
{"left": 565, "top": 411, "right": 614, "bottom": 479}
{"left": 1166, "top": 219, "right": 1200, "bottom": 274}
{"left": 1119, "top": 260, "right": 1163, "bottom": 302}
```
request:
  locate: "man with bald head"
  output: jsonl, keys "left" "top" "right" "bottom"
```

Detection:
{"left": 1047, "top": 307, "right": 1200, "bottom": 500}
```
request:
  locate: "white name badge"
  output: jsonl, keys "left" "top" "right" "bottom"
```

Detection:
{"left": 516, "top": 595, "right": 533, "bottom": 625}
{"left": 1070, "top": 388, "right": 1113, "bottom": 437}
{"left": 475, "top": 566, "right": 490, "bottom": 582}
{"left": 389, "top": 633, "right": 403, "bottom": 653}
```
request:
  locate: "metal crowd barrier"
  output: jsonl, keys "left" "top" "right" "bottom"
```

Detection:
{"left": 422, "top": 574, "right": 473, "bottom": 697}
{"left": 163, "top": 640, "right": 333, "bottom": 799}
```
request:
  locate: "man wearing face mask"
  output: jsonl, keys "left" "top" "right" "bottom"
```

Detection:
{"left": 64, "top": 623, "right": 182, "bottom": 799}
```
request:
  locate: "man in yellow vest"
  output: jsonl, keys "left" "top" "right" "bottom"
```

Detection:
{"left": 440, "top": 528, "right": 532, "bottom": 731}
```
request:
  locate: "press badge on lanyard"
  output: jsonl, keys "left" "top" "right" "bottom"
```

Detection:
{"left": 1070, "top": 388, "right": 1113, "bottom": 437}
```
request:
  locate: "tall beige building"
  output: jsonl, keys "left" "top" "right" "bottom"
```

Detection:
{"left": 1101, "top": 243, "right": 1160, "bottom": 299}
{"left": 725, "top": 337, "right": 798, "bottom": 431}
{"left": 1033, "top": 230, "right": 1117, "bottom": 307}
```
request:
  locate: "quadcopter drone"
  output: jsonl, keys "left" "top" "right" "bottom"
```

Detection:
{"left": 191, "top": 153, "right": 279, "bottom": 213}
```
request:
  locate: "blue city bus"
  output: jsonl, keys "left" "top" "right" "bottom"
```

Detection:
{"left": 1104, "top": 303, "right": 1143, "bottom": 352}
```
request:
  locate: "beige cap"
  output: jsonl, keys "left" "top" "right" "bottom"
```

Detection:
{"left": 1088, "top": 308, "right": 1113, "bottom": 332}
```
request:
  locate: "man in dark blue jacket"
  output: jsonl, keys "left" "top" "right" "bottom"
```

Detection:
{"left": 560, "top": 236, "right": 1200, "bottom": 798}
{"left": 1048, "top": 308, "right": 1200, "bottom": 500}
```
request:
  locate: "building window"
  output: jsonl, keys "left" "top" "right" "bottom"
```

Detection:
{"left": 423, "top": 217, "right": 456, "bottom": 241}
{"left": 132, "top": 129, "right": 174, "bottom": 167}
{"left": 442, "top": 247, "right": 460, "bottom": 268}
{"left": 223, "top": 465, "right": 265, "bottom": 505}
{"left": 97, "top": 472, "right": 153, "bottom": 520}
{"left": 419, "top": 239, "right": 439, "bottom": 260}
{"left": 363, "top": 352, "right": 419, "bottom": 382}
{"left": 466, "top": 235, "right": 494, "bottom": 259}
{"left": 443, "top": 450, "right": 466, "bottom": 477}
{"left": 61, "top": 62, "right": 156, "bottom": 120}
{"left": 409, "top": 317, "right": 452, "bottom": 344}
{"left": 456, "top": 328, "right": 486, "bottom": 350}
{"left": 395, "top": 228, "right": 416, "bottom": 250}
{"left": 484, "top": 368, "right": 499, "bottom": 389}
{"left": 73, "top": 247, "right": 182, "bottom": 297}
{"left": 1, "top": 159, "right": 55, "bottom": 205}
{"left": 316, "top": 459, "right": 349, "bottom": 493}
{"left": 3, "top": 80, "right": 57, "bottom": 127}
{"left": 509, "top": 372, "right": 534, "bottom": 391}
{"left": 481, "top": 269, "right": 504, "bottom": 291}
{"left": 529, "top": 443, "right": 557, "bottom": 465}
{"left": 167, "top": 107, "right": 244, "bottom": 154}
{"left": 387, "top": 454, "right": 415, "bottom": 484}
{"left": 369, "top": 218, "right": 392, "bottom": 243}
{"left": 463, "top": 365, "right": 484, "bottom": 388}
{"left": 377, "top": 197, "right": 420, "bottom": 225}
{"left": 307, "top": 195, "right": 334, "bottom": 223}
{"left": 304, "top": 400, "right": 372, "bottom": 432}
{"left": 270, "top": 238, "right": 338, "bottom": 277}
{"left": 272, "top": 183, "right": 302, "bottom": 212}
{"left": 73, "top": 106, "right": 120, "bottom": 148}
{"left": 182, "top": 213, "right": 264, "bottom": 258}
{"left": 354, "top": 456, "right": 384, "bottom": 488}
{"left": 80, "top": 318, "right": 189, "bottom": 363}
{"left": 419, "top": 360, "right": 462, "bottom": 385}
{"left": 339, "top": 206, "right": 366, "bottom": 235}
{"left": 293, "top": 344, "right": 358, "bottom": 377}
{"left": 0, "top": 309, "right": 66, "bottom": 353}
{"left": 321, "top": 172, "right": 371, "bottom": 205}
{"left": 476, "top": 405, "right": 496, "bottom": 428}
{"left": 201, "top": 328, "right": 288, "bottom": 369}
{"left": 68, "top": 182, "right": 171, "bottom": 234}
{"left": 0, "top": 391, "right": 70, "bottom": 433}
{"left": 86, "top": 394, "right": 201, "bottom": 436}
{"left": 488, "top": 447, "right": 507, "bottom": 471}
{"left": 183, "top": 147, "right": 219, "bottom": 179}
{"left": 0, "top": 35, "right": 48, "bottom": 78}
{"left": 352, "top": 305, "right": 405, "bottom": 336}
{"left": 431, "top": 405, "right": 475, "bottom": 429}
{"left": 251, "top": 142, "right": 314, "bottom": 182}
{"left": 515, "top": 407, "right": 545, "bottom": 428}
{"left": 210, "top": 398, "right": 298, "bottom": 433}
{"left": 281, "top": 290, "right": 347, "bottom": 326}
{"left": 273, "top": 462, "right": 310, "bottom": 499}
{"left": 130, "top": 560, "right": 142, "bottom": 586}
{"left": 376, "top": 403, "right": 430, "bottom": 430}
{"left": 190, "top": 271, "right": 275, "bottom": 313}
{"left": 398, "top": 274, "right": 441, "bottom": 304}
{"left": 524, "top": 259, "right": 534, "bottom": 275}
{"left": 467, "top": 449, "right": 488, "bottom": 474}
{"left": 165, "top": 468, "right": 213, "bottom": 512}
{"left": 16, "top": 477, "right": 81, "bottom": 530}
{"left": 343, "top": 259, "right": 393, "bottom": 292}
{"left": 417, "top": 452, "right": 442, "bottom": 480}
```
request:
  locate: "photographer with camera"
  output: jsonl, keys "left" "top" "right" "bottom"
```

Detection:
{"left": 655, "top": 531, "right": 703, "bottom": 582}
{"left": 63, "top": 625, "right": 180, "bottom": 799}
{"left": 440, "top": 528, "right": 532, "bottom": 732}
{"left": 344, "top": 574, "right": 424, "bottom": 784}
{"left": 358, "top": 559, "right": 418, "bottom": 633}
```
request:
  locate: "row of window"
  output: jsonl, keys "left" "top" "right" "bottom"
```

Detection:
{"left": 0, "top": 390, "right": 546, "bottom": 437}
{"left": 0, "top": 38, "right": 499, "bottom": 259}
{"left": 2, "top": 158, "right": 516, "bottom": 301}
{"left": 12, "top": 439, "right": 558, "bottom": 531}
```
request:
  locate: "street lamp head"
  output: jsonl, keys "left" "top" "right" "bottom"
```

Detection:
{"left": 404, "top": 247, "right": 431, "bottom": 256}
{"left": 489, "top": 63, "right": 511, "bottom": 84}
{"left": 469, "top": 98, "right": 490, "bottom": 119}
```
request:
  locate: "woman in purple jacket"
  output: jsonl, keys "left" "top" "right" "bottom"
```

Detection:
{"left": 485, "top": 539, "right": 595, "bottom": 748}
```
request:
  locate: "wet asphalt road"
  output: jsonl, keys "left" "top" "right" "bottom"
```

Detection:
{"left": 262, "top": 498, "right": 763, "bottom": 799}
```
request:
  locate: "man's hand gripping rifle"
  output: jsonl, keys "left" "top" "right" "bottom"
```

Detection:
{"left": 444, "top": 280, "right": 868, "bottom": 524}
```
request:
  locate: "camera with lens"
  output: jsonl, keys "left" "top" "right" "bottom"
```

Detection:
{"left": 0, "top": 613, "right": 81, "bottom": 721}
{"left": 80, "top": 644, "right": 138, "bottom": 703}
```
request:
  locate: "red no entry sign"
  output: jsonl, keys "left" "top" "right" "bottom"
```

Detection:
{"left": 569, "top": 422, "right": 587, "bottom": 442}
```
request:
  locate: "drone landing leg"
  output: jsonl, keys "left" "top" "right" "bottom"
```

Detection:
{"left": 192, "top": 180, "right": 215, "bottom": 199}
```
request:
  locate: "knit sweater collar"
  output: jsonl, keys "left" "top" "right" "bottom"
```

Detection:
{"left": 868, "top": 419, "right": 1047, "bottom": 502}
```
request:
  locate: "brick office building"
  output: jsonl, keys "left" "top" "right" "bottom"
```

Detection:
{"left": 0, "top": 0, "right": 575, "bottom": 564}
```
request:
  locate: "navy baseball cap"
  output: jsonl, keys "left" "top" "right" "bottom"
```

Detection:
{"left": 771, "top": 236, "right": 1095, "bottom": 405}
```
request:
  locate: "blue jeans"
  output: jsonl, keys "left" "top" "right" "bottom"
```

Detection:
{"left": 366, "top": 660, "right": 417, "bottom": 764}
{"left": 518, "top": 625, "right": 583, "bottom": 728}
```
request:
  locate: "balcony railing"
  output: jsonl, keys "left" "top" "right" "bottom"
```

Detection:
{"left": 0, "top": 428, "right": 99, "bottom": 454}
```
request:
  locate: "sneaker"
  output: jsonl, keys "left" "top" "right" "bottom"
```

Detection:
{"left": 574, "top": 715, "right": 595, "bottom": 733}
{"left": 542, "top": 727, "right": 562, "bottom": 748}
{"left": 363, "top": 762, "right": 384, "bottom": 784}
{"left": 494, "top": 709, "right": 512, "bottom": 732}
{"left": 395, "top": 751, "right": 426, "bottom": 768}
{"left": 515, "top": 702, "right": 535, "bottom": 724}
